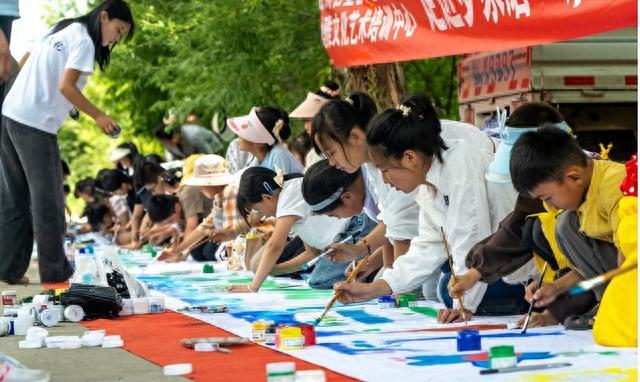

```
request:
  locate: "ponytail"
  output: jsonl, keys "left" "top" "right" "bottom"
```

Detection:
{"left": 367, "top": 94, "right": 447, "bottom": 164}
{"left": 311, "top": 91, "right": 377, "bottom": 155}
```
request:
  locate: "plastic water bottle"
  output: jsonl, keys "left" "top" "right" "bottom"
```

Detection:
{"left": 64, "top": 238, "right": 75, "bottom": 270}
{"left": 109, "top": 124, "right": 121, "bottom": 139}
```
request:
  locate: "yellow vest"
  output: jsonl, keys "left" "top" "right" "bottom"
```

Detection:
{"left": 593, "top": 196, "right": 637, "bottom": 347}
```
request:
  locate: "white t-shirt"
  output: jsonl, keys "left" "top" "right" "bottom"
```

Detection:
{"left": 3, "top": 22, "right": 95, "bottom": 134}
{"left": 109, "top": 194, "right": 131, "bottom": 224}
{"left": 276, "top": 178, "right": 349, "bottom": 250}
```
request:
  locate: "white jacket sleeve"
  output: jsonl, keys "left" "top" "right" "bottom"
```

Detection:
{"left": 378, "top": 187, "right": 420, "bottom": 241}
{"left": 446, "top": 178, "right": 494, "bottom": 312}
{"left": 380, "top": 191, "right": 447, "bottom": 294}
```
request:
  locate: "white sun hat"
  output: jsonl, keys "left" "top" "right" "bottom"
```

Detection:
{"left": 109, "top": 148, "right": 131, "bottom": 162}
{"left": 227, "top": 107, "right": 276, "bottom": 145}
{"left": 183, "top": 155, "right": 235, "bottom": 187}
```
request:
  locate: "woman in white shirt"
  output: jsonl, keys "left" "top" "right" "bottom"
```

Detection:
{"left": 0, "top": 0, "right": 134, "bottom": 283}
{"left": 335, "top": 95, "right": 523, "bottom": 323}
{"left": 228, "top": 167, "right": 348, "bottom": 292}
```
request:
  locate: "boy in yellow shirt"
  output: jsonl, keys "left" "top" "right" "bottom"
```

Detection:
{"left": 509, "top": 126, "right": 626, "bottom": 327}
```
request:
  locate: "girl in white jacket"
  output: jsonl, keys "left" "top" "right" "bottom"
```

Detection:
{"left": 335, "top": 95, "right": 526, "bottom": 323}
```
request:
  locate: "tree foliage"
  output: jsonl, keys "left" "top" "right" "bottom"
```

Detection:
{"left": 44, "top": 0, "right": 459, "bottom": 213}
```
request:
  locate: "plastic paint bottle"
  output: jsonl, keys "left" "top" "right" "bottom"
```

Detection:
{"left": 251, "top": 320, "right": 268, "bottom": 342}
{"left": 277, "top": 327, "right": 304, "bottom": 350}
{"left": 397, "top": 293, "right": 417, "bottom": 307}
{"left": 63, "top": 305, "right": 85, "bottom": 322}
{"left": 38, "top": 308, "right": 60, "bottom": 327}
{"left": 457, "top": 329, "right": 481, "bottom": 351}
{"left": 298, "top": 324, "right": 316, "bottom": 346}
{"left": 2, "top": 291, "right": 17, "bottom": 307}
{"left": 148, "top": 297, "right": 165, "bottom": 313}
{"left": 132, "top": 298, "right": 149, "bottom": 315}
{"left": 202, "top": 264, "right": 214, "bottom": 273}
{"left": 489, "top": 345, "right": 518, "bottom": 369}
{"left": 377, "top": 295, "right": 396, "bottom": 309}
{"left": 265, "top": 324, "right": 277, "bottom": 345}
{"left": 266, "top": 362, "right": 295, "bottom": 382}
{"left": 0, "top": 317, "right": 14, "bottom": 336}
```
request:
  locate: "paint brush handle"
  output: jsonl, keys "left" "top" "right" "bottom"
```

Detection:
{"left": 439, "top": 226, "right": 468, "bottom": 320}
{"left": 315, "top": 254, "right": 371, "bottom": 324}
{"left": 569, "top": 260, "right": 637, "bottom": 294}
{"left": 302, "top": 231, "right": 362, "bottom": 270}
{"left": 521, "top": 262, "right": 548, "bottom": 333}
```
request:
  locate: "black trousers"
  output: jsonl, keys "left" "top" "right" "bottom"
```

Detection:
{"left": 0, "top": 118, "right": 73, "bottom": 282}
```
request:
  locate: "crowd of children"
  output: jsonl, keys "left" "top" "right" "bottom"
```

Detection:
{"left": 0, "top": 0, "right": 636, "bottom": 349}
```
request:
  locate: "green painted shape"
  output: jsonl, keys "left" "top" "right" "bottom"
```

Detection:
{"left": 409, "top": 306, "right": 439, "bottom": 318}
{"left": 279, "top": 289, "right": 334, "bottom": 300}
{"left": 228, "top": 277, "right": 255, "bottom": 284}
{"left": 362, "top": 328, "right": 382, "bottom": 332}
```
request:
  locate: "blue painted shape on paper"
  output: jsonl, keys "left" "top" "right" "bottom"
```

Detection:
{"left": 384, "top": 331, "right": 563, "bottom": 345}
{"left": 336, "top": 308, "right": 393, "bottom": 324}
{"left": 405, "top": 352, "right": 555, "bottom": 367}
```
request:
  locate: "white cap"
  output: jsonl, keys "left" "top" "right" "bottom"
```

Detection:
{"left": 19, "top": 340, "right": 43, "bottom": 349}
{"left": 102, "top": 338, "right": 124, "bottom": 348}
{"left": 163, "top": 363, "right": 193, "bottom": 376}
{"left": 194, "top": 342, "right": 215, "bottom": 352}
{"left": 59, "top": 339, "right": 83, "bottom": 349}
{"left": 81, "top": 332, "right": 106, "bottom": 347}
{"left": 295, "top": 370, "right": 326, "bottom": 382}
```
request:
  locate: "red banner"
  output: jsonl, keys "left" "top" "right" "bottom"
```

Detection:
{"left": 319, "top": 0, "right": 637, "bottom": 67}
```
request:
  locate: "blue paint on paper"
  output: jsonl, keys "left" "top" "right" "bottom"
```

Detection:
{"left": 229, "top": 310, "right": 303, "bottom": 325}
{"left": 405, "top": 352, "right": 554, "bottom": 367}
{"left": 316, "top": 330, "right": 357, "bottom": 337}
{"left": 384, "top": 331, "right": 563, "bottom": 345}
{"left": 336, "top": 309, "right": 393, "bottom": 324}
{"left": 318, "top": 342, "right": 420, "bottom": 355}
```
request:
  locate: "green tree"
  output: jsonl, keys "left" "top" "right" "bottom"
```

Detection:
{"left": 44, "top": 0, "right": 459, "bottom": 214}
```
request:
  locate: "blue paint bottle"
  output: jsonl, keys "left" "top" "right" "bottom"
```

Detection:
{"left": 457, "top": 329, "right": 481, "bottom": 351}
{"left": 378, "top": 295, "right": 396, "bottom": 309}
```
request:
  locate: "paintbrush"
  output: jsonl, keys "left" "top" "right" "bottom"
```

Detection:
{"left": 520, "top": 262, "right": 548, "bottom": 334}
{"left": 439, "top": 227, "right": 467, "bottom": 325}
{"left": 568, "top": 260, "right": 637, "bottom": 295}
{"left": 313, "top": 254, "right": 370, "bottom": 326}
{"left": 301, "top": 230, "right": 361, "bottom": 271}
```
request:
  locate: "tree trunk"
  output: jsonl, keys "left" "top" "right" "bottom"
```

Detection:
{"left": 332, "top": 63, "right": 406, "bottom": 110}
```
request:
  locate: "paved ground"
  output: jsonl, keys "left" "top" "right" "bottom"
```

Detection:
{"left": 0, "top": 260, "right": 188, "bottom": 381}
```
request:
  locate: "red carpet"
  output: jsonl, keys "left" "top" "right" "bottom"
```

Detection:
{"left": 44, "top": 283, "right": 355, "bottom": 381}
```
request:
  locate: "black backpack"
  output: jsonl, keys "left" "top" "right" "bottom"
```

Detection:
{"left": 60, "top": 284, "right": 122, "bottom": 320}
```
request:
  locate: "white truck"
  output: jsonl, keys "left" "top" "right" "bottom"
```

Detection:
{"left": 458, "top": 27, "right": 637, "bottom": 160}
